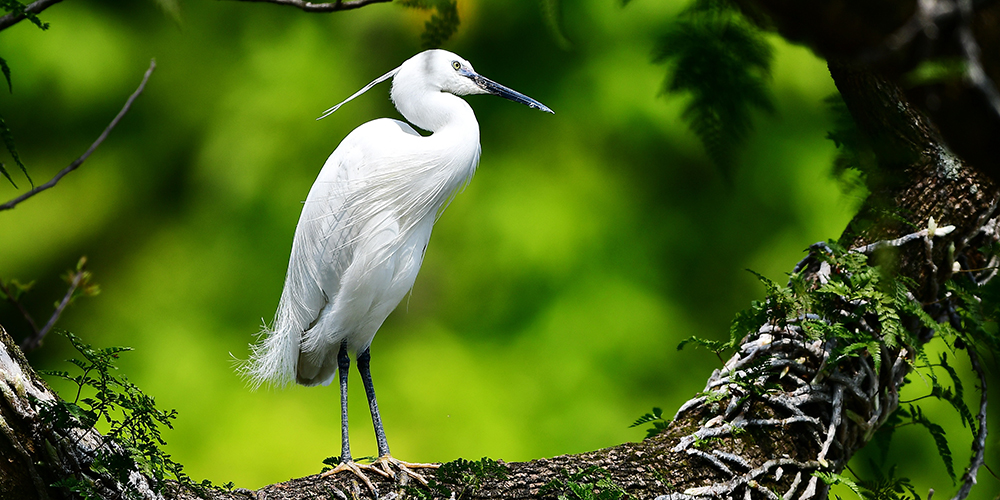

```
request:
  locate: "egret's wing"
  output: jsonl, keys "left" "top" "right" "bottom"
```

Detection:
{"left": 244, "top": 119, "right": 421, "bottom": 387}
{"left": 243, "top": 132, "right": 364, "bottom": 387}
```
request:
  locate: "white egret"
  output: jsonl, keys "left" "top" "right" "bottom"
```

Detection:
{"left": 245, "top": 49, "right": 552, "bottom": 489}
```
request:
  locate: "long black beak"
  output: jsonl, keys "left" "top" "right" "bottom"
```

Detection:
{"left": 464, "top": 70, "right": 554, "bottom": 114}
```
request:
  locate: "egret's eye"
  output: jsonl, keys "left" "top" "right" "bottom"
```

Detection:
{"left": 452, "top": 61, "right": 461, "bottom": 71}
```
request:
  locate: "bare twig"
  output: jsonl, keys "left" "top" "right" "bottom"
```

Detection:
{"left": 951, "top": 346, "right": 989, "bottom": 500}
{"left": 0, "top": 0, "right": 63, "bottom": 32}
{"left": 230, "top": 0, "right": 392, "bottom": 12}
{"left": 0, "top": 59, "right": 156, "bottom": 212}
{"left": 19, "top": 267, "right": 84, "bottom": 352}
{"left": 851, "top": 223, "right": 956, "bottom": 255}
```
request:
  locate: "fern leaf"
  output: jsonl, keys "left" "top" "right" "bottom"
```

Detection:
{"left": 910, "top": 405, "right": 955, "bottom": 482}
{"left": 629, "top": 407, "right": 663, "bottom": 428}
{"left": 0, "top": 112, "right": 30, "bottom": 187}
{"left": 420, "top": 0, "right": 459, "bottom": 49}
{"left": 815, "top": 471, "right": 866, "bottom": 499}
{"left": 653, "top": 0, "right": 773, "bottom": 174}
{"left": 729, "top": 300, "right": 767, "bottom": 346}
{"left": 677, "top": 335, "right": 728, "bottom": 353}
{"left": 936, "top": 354, "right": 976, "bottom": 435}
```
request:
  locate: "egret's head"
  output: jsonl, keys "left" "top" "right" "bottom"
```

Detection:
{"left": 317, "top": 49, "right": 552, "bottom": 122}
{"left": 394, "top": 49, "right": 553, "bottom": 113}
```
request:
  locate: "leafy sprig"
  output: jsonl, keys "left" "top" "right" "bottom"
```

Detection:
{"left": 37, "top": 331, "right": 197, "bottom": 498}
{"left": 630, "top": 407, "right": 671, "bottom": 439}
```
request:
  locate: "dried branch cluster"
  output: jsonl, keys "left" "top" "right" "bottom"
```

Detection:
{"left": 662, "top": 321, "right": 906, "bottom": 499}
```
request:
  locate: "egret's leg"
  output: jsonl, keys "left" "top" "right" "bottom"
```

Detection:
{"left": 337, "top": 341, "right": 352, "bottom": 463}
{"left": 357, "top": 347, "right": 390, "bottom": 457}
{"left": 357, "top": 347, "right": 439, "bottom": 485}
{"left": 321, "top": 342, "right": 389, "bottom": 493}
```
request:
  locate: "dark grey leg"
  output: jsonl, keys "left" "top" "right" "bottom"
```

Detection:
{"left": 338, "top": 341, "right": 352, "bottom": 463}
{"left": 357, "top": 347, "right": 390, "bottom": 457}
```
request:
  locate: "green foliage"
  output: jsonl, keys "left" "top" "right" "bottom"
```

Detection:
{"left": 816, "top": 466, "right": 920, "bottom": 500}
{"left": 1, "top": 277, "right": 33, "bottom": 300}
{"left": 679, "top": 242, "right": 928, "bottom": 374}
{"left": 895, "top": 405, "right": 955, "bottom": 483}
{"left": 37, "top": 331, "right": 197, "bottom": 498}
{"left": 654, "top": 0, "right": 774, "bottom": 174}
{"left": 541, "top": 466, "right": 634, "bottom": 500}
{"left": 437, "top": 457, "right": 508, "bottom": 490}
{"left": 929, "top": 353, "right": 976, "bottom": 436}
{"left": 409, "top": 457, "right": 509, "bottom": 499}
{"left": 64, "top": 256, "right": 102, "bottom": 305}
{"left": 630, "top": 406, "right": 671, "bottom": 439}
{"left": 677, "top": 292, "right": 767, "bottom": 356}
{"left": 399, "top": 0, "right": 460, "bottom": 49}
{"left": 676, "top": 335, "right": 730, "bottom": 354}
{"left": 320, "top": 455, "right": 341, "bottom": 472}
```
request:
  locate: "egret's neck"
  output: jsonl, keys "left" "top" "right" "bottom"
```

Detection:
{"left": 393, "top": 89, "right": 479, "bottom": 135}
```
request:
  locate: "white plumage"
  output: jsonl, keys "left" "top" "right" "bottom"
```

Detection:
{"left": 243, "top": 49, "right": 551, "bottom": 486}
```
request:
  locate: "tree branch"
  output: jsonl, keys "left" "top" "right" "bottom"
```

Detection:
{"left": 0, "top": 0, "right": 63, "bottom": 32}
{"left": 0, "top": 58, "right": 155, "bottom": 212}
{"left": 229, "top": 0, "right": 392, "bottom": 13}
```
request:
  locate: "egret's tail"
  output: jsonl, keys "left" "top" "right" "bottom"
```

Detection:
{"left": 241, "top": 320, "right": 300, "bottom": 390}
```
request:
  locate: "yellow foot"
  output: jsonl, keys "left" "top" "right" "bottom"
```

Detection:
{"left": 320, "top": 460, "right": 391, "bottom": 494}
{"left": 320, "top": 456, "right": 440, "bottom": 491}
{"left": 370, "top": 454, "right": 440, "bottom": 486}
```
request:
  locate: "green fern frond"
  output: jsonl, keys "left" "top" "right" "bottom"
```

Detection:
{"left": 909, "top": 405, "right": 955, "bottom": 482}
{"left": 629, "top": 407, "right": 663, "bottom": 428}
{"left": 400, "top": 0, "right": 460, "bottom": 48}
{"left": 653, "top": 0, "right": 773, "bottom": 174}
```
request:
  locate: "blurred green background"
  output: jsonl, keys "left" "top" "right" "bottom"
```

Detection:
{"left": 0, "top": 0, "right": 996, "bottom": 496}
